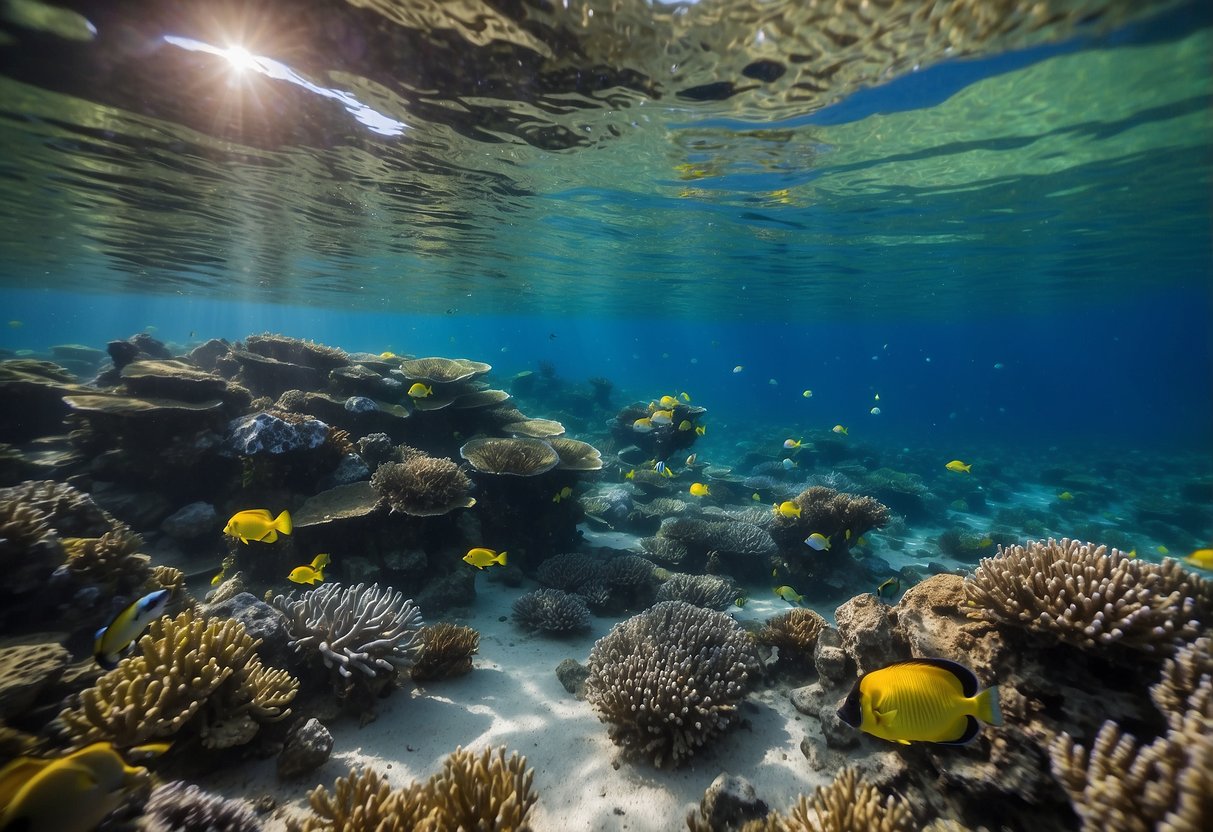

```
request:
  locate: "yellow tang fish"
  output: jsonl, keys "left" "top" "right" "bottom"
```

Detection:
{"left": 773, "top": 501, "right": 801, "bottom": 520}
{"left": 552, "top": 486, "right": 573, "bottom": 503}
{"left": 210, "top": 565, "right": 227, "bottom": 586}
{"left": 678, "top": 419, "right": 693, "bottom": 431}
{"left": 773, "top": 585, "right": 804, "bottom": 605}
{"left": 695, "top": 425, "right": 707, "bottom": 436}
{"left": 659, "top": 395, "right": 680, "bottom": 409}
{"left": 379, "top": 351, "right": 397, "bottom": 359}
{"left": 689, "top": 482, "right": 711, "bottom": 497}
{"left": 1157, "top": 545, "right": 1170, "bottom": 555}
{"left": 783, "top": 438, "right": 804, "bottom": 449}
{"left": 832, "top": 425, "right": 848, "bottom": 435}
{"left": 288, "top": 553, "right": 330, "bottom": 585}
{"left": 407, "top": 382, "right": 433, "bottom": 398}
{"left": 633, "top": 417, "right": 654, "bottom": 433}
{"left": 650, "top": 409, "right": 674, "bottom": 426}
{"left": 464, "top": 547, "right": 507, "bottom": 570}
{"left": 945, "top": 460, "right": 971, "bottom": 473}
{"left": 836, "top": 658, "right": 1002, "bottom": 745}
{"left": 94, "top": 589, "right": 171, "bottom": 669}
{"left": 224, "top": 509, "right": 292, "bottom": 544}
{"left": 752, "top": 493, "right": 762, "bottom": 501}
{"left": 1184, "top": 548, "right": 1213, "bottom": 570}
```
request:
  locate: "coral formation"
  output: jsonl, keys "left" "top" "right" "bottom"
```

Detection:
{"left": 640, "top": 536, "right": 689, "bottom": 566}
{"left": 140, "top": 781, "right": 263, "bottom": 832}
{"left": 512, "top": 589, "right": 591, "bottom": 634}
{"left": 244, "top": 334, "right": 348, "bottom": 370}
{"left": 964, "top": 538, "right": 1209, "bottom": 654}
{"left": 63, "top": 526, "right": 151, "bottom": 592}
{"left": 369, "top": 456, "right": 475, "bottom": 516}
{"left": 1, "top": 479, "right": 115, "bottom": 536}
{"left": 535, "top": 553, "right": 606, "bottom": 593}
{"left": 459, "top": 437, "right": 560, "bottom": 476}
{"left": 398, "top": 356, "right": 490, "bottom": 383}
{"left": 777, "top": 486, "right": 891, "bottom": 541}
{"left": 503, "top": 418, "right": 565, "bottom": 438}
{"left": 271, "top": 582, "right": 425, "bottom": 681}
{"left": 546, "top": 437, "right": 604, "bottom": 471}
{"left": 60, "top": 610, "right": 297, "bottom": 749}
{"left": 655, "top": 572, "right": 739, "bottom": 610}
{"left": 411, "top": 623, "right": 480, "bottom": 681}
{"left": 585, "top": 601, "right": 759, "bottom": 767}
{"left": 753, "top": 768, "right": 917, "bottom": 832}
{"left": 759, "top": 608, "right": 829, "bottom": 665}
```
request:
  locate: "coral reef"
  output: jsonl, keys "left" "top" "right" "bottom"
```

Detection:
{"left": 655, "top": 572, "right": 739, "bottom": 610}
{"left": 752, "top": 767, "right": 917, "bottom": 832}
{"left": 63, "top": 526, "right": 151, "bottom": 593}
{"left": 585, "top": 601, "right": 759, "bottom": 767}
{"left": 546, "top": 437, "right": 604, "bottom": 471}
{"left": 512, "top": 589, "right": 591, "bottom": 634}
{"left": 270, "top": 582, "right": 424, "bottom": 683}
{"left": 964, "top": 538, "right": 1209, "bottom": 654}
{"left": 398, "top": 356, "right": 490, "bottom": 383}
{"left": 1, "top": 479, "right": 115, "bottom": 536}
{"left": 139, "top": 781, "right": 263, "bottom": 832}
{"left": 459, "top": 437, "right": 560, "bottom": 476}
{"left": 535, "top": 553, "right": 606, "bottom": 594}
{"left": 759, "top": 608, "right": 829, "bottom": 666}
{"left": 243, "top": 334, "right": 348, "bottom": 370}
{"left": 369, "top": 456, "right": 475, "bottom": 516}
{"left": 60, "top": 609, "right": 298, "bottom": 749}
{"left": 411, "top": 623, "right": 480, "bottom": 681}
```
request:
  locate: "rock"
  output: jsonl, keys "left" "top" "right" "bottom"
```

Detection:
{"left": 594, "top": 486, "right": 634, "bottom": 525}
{"left": 50, "top": 344, "right": 106, "bottom": 365}
{"left": 277, "top": 718, "right": 333, "bottom": 779}
{"left": 0, "top": 360, "right": 87, "bottom": 443}
{"left": 130, "top": 333, "right": 172, "bottom": 359}
{"left": 202, "top": 593, "right": 293, "bottom": 670}
{"left": 317, "top": 454, "right": 370, "bottom": 490}
{"left": 90, "top": 481, "right": 175, "bottom": 528}
{"left": 813, "top": 643, "right": 851, "bottom": 685}
{"left": 225, "top": 412, "right": 329, "bottom": 456}
{"left": 692, "top": 773, "right": 769, "bottom": 831}
{"left": 415, "top": 569, "right": 476, "bottom": 617}
{"left": 819, "top": 703, "right": 860, "bottom": 749}
{"left": 106, "top": 339, "right": 142, "bottom": 370}
{"left": 834, "top": 593, "right": 909, "bottom": 675}
{"left": 384, "top": 548, "right": 427, "bottom": 573}
{"left": 186, "top": 338, "right": 231, "bottom": 372}
{"left": 894, "top": 574, "right": 1007, "bottom": 681}
{"left": 120, "top": 360, "right": 230, "bottom": 402}
{"left": 789, "top": 683, "right": 828, "bottom": 716}
{"left": 344, "top": 396, "right": 378, "bottom": 413}
{"left": 0, "top": 639, "right": 71, "bottom": 720}
{"left": 555, "top": 658, "right": 589, "bottom": 698}
{"left": 160, "top": 501, "right": 218, "bottom": 541}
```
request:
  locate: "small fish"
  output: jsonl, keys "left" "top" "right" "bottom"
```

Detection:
{"left": 733, "top": 365, "right": 744, "bottom": 373}
{"left": 94, "top": 589, "right": 171, "bottom": 669}
{"left": 0, "top": 742, "right": 150, "bottom": 832}
{"left": 945, "top": 460, "right": 971, "bottom": 473}
{"left": 650, "top": 409, "right": 674, "bottom": 426}
{"left": 1157, "top": 545, "right": 1170, "bottom": 555}
{"left": 1184, "top": 548, "right": 1213, "bottom": 570}
{"left": 7, "top": 320, "right": 22, "bottom": 328}
{"left": 379, "top": 351, "right": 398, "bottom": 359}
{"left": 552, "top": 486, "right": 573, "bottom": 503}
{"left": 632, "top": 417, "right": 654, "bottom": 433}
{"left": 659, "top": 395, "right": 680, "bottom": 409}
{"left": 802, "top": 389, "right": 813, "bottom": 398}
{"left": 288, "top": 553, "right": 330, "bottom": 585}
{"left": 874, "top": 393, "right": 880, "bottom": 401}
{"left": 1057, "top": 491, "right": 1074, "bottom": 501}
{"left": 463, "top": 547, "right": 508, "bottom": 570}
{"left": 680, "top": 392, "right": 691, "bottom": 402}
{"left": 845, "top": 529, "right": 852, "bottom": 541}
{"left": 752, "top": 493, "right": 762, "bottom": 501}
{"left": 734, "top": 596, "right": 748, "bottom": 608}
{"left": 993, "top": 362, "right": 1004, "bottom": 370}
{"left": 783, "top": 438, "right": 804, "bottom": 449}
{"left": 978, "top": 537, "right": 993, "bottom": 548}
{"left": 625, "top": 469, "right": 635, "bottom": 480}
{"left": 836, "top": 658, "right": 1002, "bottom": 745}
{"left": 210, "top": 567, "right": 226, "bottom": 586}
{"left": 223, "top": 509, "right": 292, "bottom": 544}
{"left": 685, "top": 453, "right": 697, "bottom": 466}
{"left": 773, "top": 501, "right": 801, "bottom": 519}
{"left": 1126, "top": 548, "right": 1138, "bottom": 559}
{"left": 695, "top": 425, "right": 707, "bottom": 436}
{"left": 689, "top": 482, "right": 711, "bottom": 497}
{"left": 782, "top": 458, "right": 796, "bottom": 470}
{"left": 771, "top": 567, "right": 778, "bottom": 577}
{"left": 773, "top": 585, "right": 804, "bottom": 605}
{"left": 832, "top": 425, "right": 848, "bottom": 435}
{"left": 653, "top": 461, "right": 669, "bottom": 477}
{"left": 856, "top": 536, "right": 869, "bottom": 547}
{"left": 870, "top": 407, "right": 881, "bottom": 415}
{"left": 653, "top": 567, "right": 672, "bottom": 581}
{"left": 804, "top": 533, "right": 831, "bottom": 551}
{"left": 678, "top": 419, "right": 693, "bottom": 431}
{"left": 876, "top": 578, "right": 901, "bottom": 600}
{"left": 407, "top": 382, "right": 433, "bottom": 398}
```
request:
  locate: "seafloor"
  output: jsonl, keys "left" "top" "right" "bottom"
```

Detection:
{"left": 0, "top": 332, "right": 1209, "bottom": 832}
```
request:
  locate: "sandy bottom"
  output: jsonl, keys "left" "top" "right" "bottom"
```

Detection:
{"left": 199, "top": 578, "right": 840, "bottom": 831}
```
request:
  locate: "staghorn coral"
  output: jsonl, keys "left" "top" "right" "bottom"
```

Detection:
{"left": 535, "top": 553, "right": 606, "bottom": 593}
{"left": 759, "top": 767, "right": 917, "bottom": 832}
{"left": 60, "top": 609, "right": 297, "bottom": 749}
{"left": 63, "top": 526, "right": 151, "bottom": 592}
{"left": 411, "top": 623, "right": 480, "bottom": 682}
{"left": 512, "top": 589, "right": 591, "bottom": 634}
{"left": 964, "top": 538, "right": 1208, "bottom": 655}
{"left": 139, "top": 780, "right": 262, "bottom": 832}
{"left": 370, "top": 456, "right": 475, "bottom": 516}
{"left": 759, "top": 608, "right": 829, "bottom": 664}
{"left": 1151, "top": 637, "right": 1213, "bottom": 725}
{"left": 586, "top": 601, "right": 759, "bottom": 767}
{"left": 0, "top": 479, "right": 116, "bottom": 536}
{"left": 459, "top": 437, "right": 559, "bottom": 476}
{"left": 656, "top": 572, "right": 739, "bottom": 610}
{"left": 271, "top": 582, "right": 424, "bottom": 680}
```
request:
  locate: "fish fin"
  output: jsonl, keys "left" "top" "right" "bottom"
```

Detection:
{"left": 275, "top": 510, "right": 293, "bottom": 535}
{"left": 497, "top": 551, "right": 508, "bottom": 566}
{"left": 975, "top": 685, "right": 1003, "bottom": 726}
{"left": 260, "top": 529, "right": 278, "bottom": 544}
{"left": 888, "top": 657, "right": 980, "bottom": 697}
{"left": 935, "top": 716, "right": 982, "bottom": 746}
{"left": 897, "top": 739, "right": 912, "bottom": 745}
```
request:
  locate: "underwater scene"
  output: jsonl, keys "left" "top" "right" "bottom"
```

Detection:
{"left": 0, "top": 1, "right": 1211, "bottom": 831}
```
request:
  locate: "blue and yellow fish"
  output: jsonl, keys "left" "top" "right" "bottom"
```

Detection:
{"left": 94, "top": 589, "right": 171, "bottom": 669}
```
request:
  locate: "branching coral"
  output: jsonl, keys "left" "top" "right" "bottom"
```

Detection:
{"left": 759, "top": 768, "right": 917, "bottom": 832}
{"left": 759, "top": 608, "right": 829, "bottom": 663}
{"left": 602, "top": 554, "right": 656, "bottom": 588}
{"left": 512, "top": 589, "right": 591, "bottom": 634}
{"left": 63, "top": 526, "right": 151, "bottom": 592}
{"left": 964, "top": 538, "right": 1208, "bottom": 654}
{"left": 411, "top": 623, "right": 479, "bottom": 682}
{"left": 641, "top": 536, "right": 689, "bottom": 566}
{"left": 270, "top": 582, "right": 424, "bottom": 680}
{"left": 655, "top": 573, "right": 739, "bottom": 610}
{"left": 1151, "top": 637, "right": 1213, "bottom": 725}
{"left": 60, "top": 610, "right": 297, "bottom": 749}
{"left": 781, "top": 486, "right": 890, "bottom": 539}
{"left": 296, "top": 763, "right": 435, "bottom": 832}
{"left": 370, "top": 456, "right": 474, "bottom": 516}
{"left": 586, "top": 601, "right": 760, "bottom": 767}
{"left": 140, "top": 781, "right": 263, "bottom": 832}
{"left": 0, "top": 479, "right": 115, "bottom": 536}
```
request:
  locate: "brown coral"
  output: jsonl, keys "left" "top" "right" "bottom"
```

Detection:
{"left": 298, "top": 765, "right": 435, "bottom": 831}
{"left": 398, "top": 356, "right": 490, "bottom": 383}
{"left": 459, "top": 438, "right": 559, "bottom": 476}
{"left": 782, "top": 486, "right": 890, "bottom": 540}
{"left": 0, "top": 479, "right": 115, "bottom": 536}
{"left": 759, "top": 608, "right": 829, "bottom": 664}
{"left": 370, "top": 456, "right": 474, "bottom": 516}
{"left": 964, "top": 538, "right": 1208, "bottom": 655}
{"left": 546, "top": 437, "right": 603, "bottom": 471}
{"left": 243, "top": 334, "right": 348, "bottom": 370}
{"left": 63, "top": 526, "right": 151, "bottom": 593}
{"left": 775, "top": 767, "right": 916, "bottom": 832}
{"left": 411, "top": 623, "right": 479, "bottom": 682}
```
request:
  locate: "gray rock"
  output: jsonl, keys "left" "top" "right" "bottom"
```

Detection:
{"left": 555, "top": 658, "right": 589, "bottom": 699}
{"left": 692, "top": 773, "right": 769, "bottom": 831}
{"left": 834, "top": 593, "right": 909, "bottom": 675}
{"left": 277, "top": 718, "right": 333, "bottom": 779}
{"left": 317, "top": 453, "right": 370, "bottom": 490}
{"left": 90, "top": 481, "right": 174, "bottom": 528}
{"left": 202, "top": 593, "right": 293, "bottom": 670}
{"left": 160, "top": 501, "right": 217, "bottom": 541}
{"left": 186, "top": 338, "right": 231, "bottom": 372}
{"left": 820, "top": 703, "right": 860, "bottom": 749}
{"left": 344, "top": 396, "right": 378, "bottom": 413}
{"left": 789, "top": 683, "right": 827, "bottom": 716}
{"left": 224, "top": 412, "right": 329, "bottom": 456}
{"left": 813, "top": 643, "right": 851, "bottom": 684}
{"left": 594, "top": 487, "right": 633, "bottom": 525}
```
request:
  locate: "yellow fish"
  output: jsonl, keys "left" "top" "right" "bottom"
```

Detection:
{"left": 94, "top": 589, "right": 171, "bottom": 669}
{"left": 832, "top": 425, "right": 848, "bottom": 435}
{"left": 1057, "top": 491, "right": 1074, "bottom": 501}
{"left": 407, "top": 382, "right": 433, "bottom": 398}
{"left": 845, "top": 529, "right": 852, "bottom": 541}
{"left": 379, "top": 351, "right": 398, "bottom": 359}
{"left": 876, "top": 578, "right": 900, "bottom": 600}
{"left": 624, "top": 469, "right": 636, "bottom": 480}
{"left": 802, "top": 389, "right": 812, "bottom": 398}
{"left": 773, "top": 501, "right": 801, "bottom": 520}
{"left": 695, "top": 425, "right": 707, "bottom": 436}
{"left": 773, "top": 585, "right": 804, "bottom": 605}
{"left": 650, "top": 409, "right": 674, "bottom": 426}
{"left": 1157, "top": 545, "right": 1170, "bottom": 555}
{"left": 783, "top": 438, "right": 804, "bottom": 449}
{"left": 288, "top": 553, "right": 330, "bottom": 585}
{"left": 0, "top": 743, "right": 151, "bottom": 832}
{"left": 633, "top": 417, "right": 654, "bottom": 433}
{"left": 463, "top": 547, "right": 507, "bottom": 570}
{"left": 1184, "top": 548, "right": 1213, "bottom": 570}
{"left": 223, "top": 509, "right": 292, "bottom": 544}
{"left": 856, "top": 536, "right": 869, "bottom": 547}
{"left": 752, "top": 493, "right": 761, "bottom": 501}
{"left": 1126, "top": 549, "right": 1138, "bottom": 559}
{"left": 978, "top": 537, "right": 993, "bottom": 548}
{"left": 7, "top": 320, "right": 22, "bottom": 328}
{"left": 689, "top": 482, "right": 711, "bottom": 497}
{"left": 733, "top": 365, "right": 744, "bottom": 373}
{"left": 680, "top": 392, "right": 691, "bottom": 402}
{"left": 678, "top": 419, "right": 693, "bottom": 431}
{"left": 836, "top": 658, "right": 1002, "bottom": 745}
{"left": 804, "top": 533, "right": 831, "bottom": 552}
{"left": 945, "top": 460, "right": 971, "bottom": 473}
{"left": 552, "top": 486, "right": 573, "bottom": 503}
{"left": 734, "top": 596, "right": 748, "bottom": 608}
{"left": 210, "top": 565, "right": 227, "bottom": 586}
{"left": 659, "top": 395, "right": 680, "bottom": 409}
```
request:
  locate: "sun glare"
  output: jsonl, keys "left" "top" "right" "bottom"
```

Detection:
{"left": 221, "top": 44, "right": 257, "bottom": 72}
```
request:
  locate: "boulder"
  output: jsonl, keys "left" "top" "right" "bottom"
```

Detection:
{"left": 160, "top": 501, "right": 218, "bottom": 541}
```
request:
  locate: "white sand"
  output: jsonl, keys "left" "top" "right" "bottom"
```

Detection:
{"left": 202, "top": 578, "right": 840, "bottom": 831}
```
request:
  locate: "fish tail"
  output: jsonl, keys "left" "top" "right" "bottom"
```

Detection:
{"left": 276, "top": 510, "right": 293, "bottom": 535}
{"left": 496, "top": 550, "right": 508, "bottom": 566}
{"left": 975, "top": 686, "right": 1002, "bottom": 726}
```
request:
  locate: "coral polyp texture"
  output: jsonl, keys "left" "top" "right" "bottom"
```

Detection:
{"left": 785, "top": 486, "right": 891, "bottom": 538}
{"left": 297, "top": 746, "right": 536, "bottom": 832}
{"left": 411, "top": 623, "right": 480, "bottom": 682}
{"left": 655, "top": 572, "right": 739, "bottom": 610}
{"left": 964, "top": 538, "right": 1209, "bottom": 654}
{"left": 369, "top": 455, "right": 474, "bottom": 516}
{"left": 585, "top": 600, "right": 760, "bottom": 768}
{"left": 758, "top": 608, "right": 829, "bottom": 663}
{"left": 141, "top": 781, "right": 263, "bottom": 832}
{"left": 753, "top": 767, "right": 917, "bottom": 832}
{"left": 60, "top": 609, "right": 297, "bottom": 749}
{"left": 512, "top": 589, "right": 591, "bottom": 634}
{"left": 545, "top": 437, "right": 604, "bottom": 471}
{"left": 270, "top": 582, "right": 424, "bottom": 680}
{"left": 459, "top": 437, "right": 560, "bottom": 476}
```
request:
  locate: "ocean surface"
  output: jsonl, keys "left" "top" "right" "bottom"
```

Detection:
{"left": 0, "top": 0, "right": 1210, "bottom": 830}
